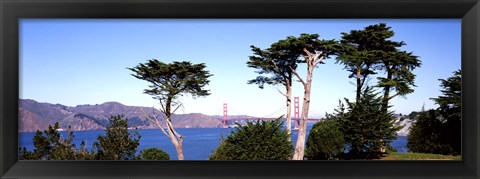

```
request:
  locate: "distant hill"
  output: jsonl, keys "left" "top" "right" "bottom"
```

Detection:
{"left": 19, "top": 99, "right": 413, "bottom": 135}
{"left": 19, "top": 99, "right": 225, "bottom": 132}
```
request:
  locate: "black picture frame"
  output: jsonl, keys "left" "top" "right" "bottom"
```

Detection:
{"left": 1, "top": 0, "right": 479, "bottom": 178}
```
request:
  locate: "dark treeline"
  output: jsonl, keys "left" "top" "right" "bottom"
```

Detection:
{"left": 407, "top": 70, "right": 461, "bottom": 155}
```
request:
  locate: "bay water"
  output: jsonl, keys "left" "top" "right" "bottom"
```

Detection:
{"left": 19, "top": 124, "right": 408, "bottom": 160}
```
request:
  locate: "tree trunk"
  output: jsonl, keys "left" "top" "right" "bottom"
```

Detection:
{"left": 285, "top": 83, "right": 292, "bottom": 141}
{"left": 165, "top": 115, "right": 184, "bottom": 160}
{"left": 172, "top": 128, "right": 184, "bottom": 160}
{"left": 381, "top": 70, "right": 393, "bottom": 112}
{"left": 379, "top": 68, "right": 393, "bottom": 154}
{"left": 292, "top": 64, "right": 314, "bottom": 160}
{"left": 164, "top": 98, "right": 184, "bottom": 160}
{"left": 356, "top": 67, "right": 362, "bottom": 104}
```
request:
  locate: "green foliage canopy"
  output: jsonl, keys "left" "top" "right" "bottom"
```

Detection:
{"left": 19, "top": 122, "right": 92, "bottom": 160}
{"left": 94, "top": 114, "right": 141, "bottom": 160}
{"left": 337, "top": 23, "right": 388, "bottom": 102}
{"left": 209, "top": 119, "right": 293, "bottom": 160}
{"left": 337, "top": 23, "right": 421, "bottom": 109}
{"left": 137, "top": 148, "right": 170, "bottom": 160}
{"left": 247, "top": 33, "right": 338, "bottom": 88}
{"left": 431, "top": 70, "right": 461, "bottom": 121}
{"left": 247, "top": 43, "right": 297, "bottom": 89}
{"left": 128, "top": 60, "right": 212, "bottom": 110}
{"left": 407, "top": 109, "right": 453, "bottom": 154}
{"left": 20, "top": 115, "right": 155, "bottom": 160}
{"left": 408, "top": 70, "right": 461, "bottom": 155}
{"left": 305, "top": 119, "right": 345, "bottom": 160}
{"left": 336, "top": 87, "right": 401, "bottom": 159}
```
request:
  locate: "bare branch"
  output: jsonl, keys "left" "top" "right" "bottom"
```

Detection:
{"left": 164, "top": 124, "right": 179, "bottom": 146}
{"left": 140, "top": 107, "right": 168, "bottom": 137}
{"left": 289, "top": 66, "right": 306, "bottom": 87}
{"left": 388, "top": 93, "right": 400, "bottom": 100}
{"left": 277, "top": 88, "right": 287, "bottom": 98}
{"left": 166, "top": 118, "right": 182, "bottom": 141}
{"left": 313, "top": 55, "right": 325, "bottom": 67}
{"left": 271, "top": 59, "right": 279, "bottom": 69}
{"left": 171, "top": 103, "right": 183, "bottom": 114}
{"left": 303, "top": 48, "right": 313, "bottom": 57}
{"left": 158, "top": 99, "right": 166, "bottom": 113}
{"left": 270, "top": 59, "right": 290, "bottom": 80}
{"left": 302, "top": 54, "right": 309, "bottom": 61}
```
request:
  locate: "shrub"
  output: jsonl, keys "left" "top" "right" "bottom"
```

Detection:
{"left": 20, "top": 115, "right": 142, "bottom": 160}
{"left": 385, "top": 144, "right": 397, "bottom": 153}
{"left": 19, "top": 122, "right": 78, "bottom": 160}
{"left": 408, "top": 70, "right": 462, "bottom": 156}
{"left": 209, "top": 119, "right": 293, "bottom": 160}
{"left": 93, "top": 114, "right": 141, "bottom": 160}
{"left": 305, "top": 119, "right": 345, "bottom": 160}
{"left": 407, "top": 109, "right": 455, "bottom": 155}
{"left": 137, "top": 148, "right": 170, "bottom": 160}
{"left": 336, "top": 87, "right": 400, "bottom": 159}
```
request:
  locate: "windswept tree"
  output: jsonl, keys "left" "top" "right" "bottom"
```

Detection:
{"left": 358, "top": 24, "right": 422, "bottom": 112}
{"left": 129, "top": 60, "right": 213, "bottom": 160}
{"left": 378, "top": 50, "right": 420, "bottom": 111}
{"left": 337, "top": 23, "right": 420, "bottom": 107}
{"left": 430, "top": 69, "right": 461, "bottom": 132}
{"left": 337, "top": 24, "right": 385, "bottom": 103}
{"left": 272, "top": 34, "right": 339, "bottom": 160}
{"left": 336, "top": 24, "right": 417, "bottom": 153}
{"left": 247, "top": 38, "right": 304, "bottom": 140}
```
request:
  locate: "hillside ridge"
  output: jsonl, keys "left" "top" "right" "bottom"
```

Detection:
{"left": 19, "top": 99, "right": 225, "bottom": 132}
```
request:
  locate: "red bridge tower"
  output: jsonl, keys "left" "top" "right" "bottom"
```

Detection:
{"left": 293, "top": 96, "right": 300, "bottom": 130}
{"left": 223, "top": 103, "right": 228, "bottom": 128}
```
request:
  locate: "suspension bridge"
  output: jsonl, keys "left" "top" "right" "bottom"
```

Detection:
{"left": 221, "top": 97, "right": 323, "bottom": 129}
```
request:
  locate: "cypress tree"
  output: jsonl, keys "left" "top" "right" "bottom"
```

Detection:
{"left": 408, "top": 70, "right": 461, "bottom": 155}
{"left": 129, "top": 60, "right": 213, "bottom": 160}
{"left": 247, "top": 37, "right": 304, "bottom": 141}
{"left": 337, "top": 87, "right": 400, "bottom": 159}
{"left": 94, "top": 114, "right": 141, "bottom": 160}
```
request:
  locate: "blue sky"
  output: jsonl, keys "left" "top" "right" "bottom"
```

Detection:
{"left": 19, "top": 19, "right": 461, "bottom": 117}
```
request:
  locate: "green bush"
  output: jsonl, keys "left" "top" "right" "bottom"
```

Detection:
{"left": 93, "top": 114, "right": 141, "bottom": 160}
{"left": 305, "top": 119, "right": 345, "bottom": 160}
{"left": 19, "top": 115, "right": 141, "bottom": 160}
{"left": 385, "top": 144, "right": 397, "bottom": 153}
{"left": 336, "top": 87, "right": 400, "bottom": 159}
{"left": 209, "top": 119, "right": 293, "bottom": 160}
{"left": 137, "top": 148, "right": 170, "bottom": 160}
{"left": 407, "top": 110, "right": 455, "bottom": 155}
{"left": 408, "top": 70, "right": 461, "bottom": 156}
{"left": 19, "top": 122, "right": 78, "bottom": 160}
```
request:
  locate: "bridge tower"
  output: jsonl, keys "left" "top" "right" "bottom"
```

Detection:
{"left": 223, "top": 103, "right": 228, "bottom": 128}
{"left": 293, "top": 96, "right": 300, "bottom": 130}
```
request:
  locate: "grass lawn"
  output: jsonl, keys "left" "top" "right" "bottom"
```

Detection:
{"left": 380, "top": 152, "right": 461, "bottom": 160}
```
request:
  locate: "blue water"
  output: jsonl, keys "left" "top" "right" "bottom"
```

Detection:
{"left": 19, "top": 125, "right": 408, "bottom": 160}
